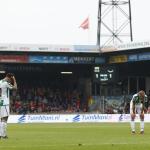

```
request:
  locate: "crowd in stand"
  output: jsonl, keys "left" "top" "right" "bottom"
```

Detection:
{"left": 11, "top": 80, "right": 150, "bottom": 115}
{"left": 10, "top": 82, "right": 87, "bottom": 114}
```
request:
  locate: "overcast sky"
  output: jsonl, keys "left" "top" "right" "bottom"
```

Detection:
{"left": 0, "top": 0, "right": 149, "bottom": 45}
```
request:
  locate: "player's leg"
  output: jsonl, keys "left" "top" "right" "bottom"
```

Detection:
{"left": 0, "top": 106, "right": 9, "bottom": 139}
{"left": 130, "top": 101, "right": 136, "bottom": 133}
{"left": 0, "top": 107, "right": 2, "bottom": 138}
{"left": 1, "top": 116, "right": 8, "bottom": 138}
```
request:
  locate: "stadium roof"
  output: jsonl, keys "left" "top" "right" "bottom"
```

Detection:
{"left": 0, "top": 41, "right": 149, "bottom": 53}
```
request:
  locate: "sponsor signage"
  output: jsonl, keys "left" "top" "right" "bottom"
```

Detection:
{"left": 109, "top": 55, "right": 128, "bottom": 63}
{"left": 0, "top": 46, "right": 10, "bottom": 50}
{"left": 101, "top": 41, "right": 150, "bottom": 53}
{"left": 128, "top": 52, "right": 150, "bottom": 62}
{"left": 68, "top": 57, "right": 105, "bottom": 64}
{"left": 7, "top": 114, "right": 150, "bottom": 123}
{"left": 14, "top": 45, "right": 74, "bottom": 52}
{"left": 117, "top": 41, "right": 150, "bottom": 51}
{"left": 0, "top": 44, "right": 100, "bottom": 53}
{"left": 0, "top": 44, "right": 74, "bottom": 52}
{"left": 29, "top": 56, "right": 68, "bottom": 63}
{"left": 29, "top": 56, "right": 105, "bottom": 64}
{"left": 0, "top": 55, "right": 28, "bottom": 63}
{"left": 73, "top": 45, "right": 99, "bottom": 53}
{"left": 138, "top": 52, "right": 150, "bottom": 61}
{"left": 128, "top": 54, "right": 138, "bottom": 61}
{"left": 69, "top": 57, "right": 95, "bottom": 64}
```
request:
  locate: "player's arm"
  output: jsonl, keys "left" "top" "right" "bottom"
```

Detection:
{"left": 143, "top": 95, "right": 148, "bottom": 113}
{"left": 11, "top": 76, "right": 17, "bottom": 90}
{"left": 7, "top": 75, "right": 17, "bottom": 90}
{"left": 131, "top": 100, "right": 135, "bottom": 114}
{"left": 130, "top": 99, "right": 136, "bottom": 119}
{"left": 130, "top": 96, "right": 135, "bottom": 114}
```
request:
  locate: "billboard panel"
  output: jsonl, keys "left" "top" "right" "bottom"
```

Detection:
{"left": 0, "top": 55, "right": 28, "bottom": 63}
{"left": 29, "top": 56, "right": 68, "bottom": 63}
{"left": 8, "top": 114, "right": 150, "bottom": 123}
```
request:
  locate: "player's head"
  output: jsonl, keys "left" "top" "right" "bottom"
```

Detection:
{"left": 6, "top": 73, "right": 14, "bottom": 78}
{"left": 138, "top": 90, "right": 145, "bottom": 100}
{"left": 5, "top": 73, "right": 14, "bottom": 84}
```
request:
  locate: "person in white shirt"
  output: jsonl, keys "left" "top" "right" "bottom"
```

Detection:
{"left": 0, "top": 73, "right": 17, "bottom": 139}
{"left": 130, "top": 90, "right": 147, "bottom": 134}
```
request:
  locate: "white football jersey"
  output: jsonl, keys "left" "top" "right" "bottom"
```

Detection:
{"left": 0, "top": 79, "right": 13, "bottom": 105}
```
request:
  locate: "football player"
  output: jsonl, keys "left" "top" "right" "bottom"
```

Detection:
{"left": 0, "top": 73, "right": 17, "bottom": 139}
{"left": 130, "top": 90, "right": 147, "bottom": 134}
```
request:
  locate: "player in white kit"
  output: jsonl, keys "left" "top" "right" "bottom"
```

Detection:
{"left": 0, "top": 73, "right": 17, "bottom": 139}
{"left": 130, "top": 90, "right": 147, "bottom": 134}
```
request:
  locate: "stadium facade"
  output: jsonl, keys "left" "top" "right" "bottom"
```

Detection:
{"left": 0, "top": 41, "right": 150, "bottom": 113}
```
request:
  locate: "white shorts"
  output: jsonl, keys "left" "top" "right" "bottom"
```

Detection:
{"left": 130, "top": 100, "right": 143, "bottom": 115}
{"left": 0, "top": 105, "right": 10, "bottom": 118}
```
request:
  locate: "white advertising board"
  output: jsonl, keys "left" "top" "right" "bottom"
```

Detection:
{"left": 7, "top": 114, "right": 150, "bottom": 123}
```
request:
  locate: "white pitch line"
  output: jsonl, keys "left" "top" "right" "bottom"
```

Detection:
{"left": 0, "top": 142, "right": 150, "bottom": 148}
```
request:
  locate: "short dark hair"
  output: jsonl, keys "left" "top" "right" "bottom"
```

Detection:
{"left": 6, "top": 73, "right": 14, "bottom": 78}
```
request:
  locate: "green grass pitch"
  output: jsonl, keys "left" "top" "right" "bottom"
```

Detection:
{"left": 0, "top": 123, "right": 150, "bottom": 150}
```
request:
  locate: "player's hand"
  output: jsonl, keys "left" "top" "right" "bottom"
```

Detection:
{"left": 12, "top": 76, "right": 16, "bottom": 80}
{"left": 10, "top": 75, "right": 16, "bottom": 85}
{"left": 144, "top": 107, "right": 147, "bottom": 113}
{"left": 131, "top": 113, "right": 136, "bottom": 119}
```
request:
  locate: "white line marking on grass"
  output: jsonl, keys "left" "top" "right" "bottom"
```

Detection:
{"left": 0, "top": 142, "right": 150, "bottom": 148}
